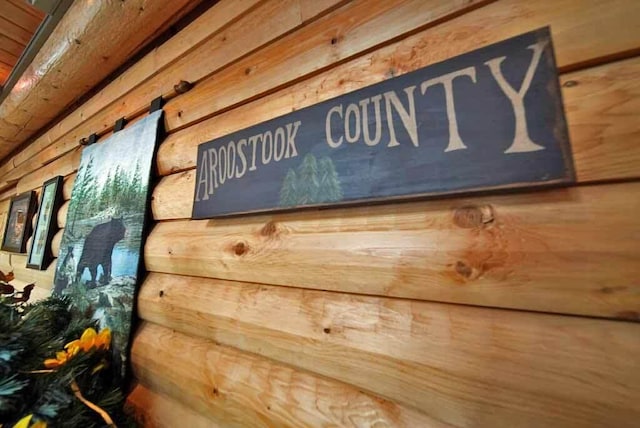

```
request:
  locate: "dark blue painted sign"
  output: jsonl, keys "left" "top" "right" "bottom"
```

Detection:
{"left": 192, "top": 28, "right": 574, "bottom": 219}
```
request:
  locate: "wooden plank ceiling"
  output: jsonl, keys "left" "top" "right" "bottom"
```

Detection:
{"left": 0, "top": 0, "right": 44, "bottom": 86}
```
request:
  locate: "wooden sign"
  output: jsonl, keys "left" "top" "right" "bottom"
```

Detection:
{"left": 192, "top": 28, "right": 574, "bottom": 219}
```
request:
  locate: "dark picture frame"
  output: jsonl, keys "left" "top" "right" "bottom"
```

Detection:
{"left": 1, "top": 191, "right": 37, "bottom": 253}
{"left": 27, "top": 176, "right": 64, "bottom": 270}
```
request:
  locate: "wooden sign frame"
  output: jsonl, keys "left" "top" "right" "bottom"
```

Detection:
{"left": 192, "top": 28, "right": 574, "bottom": 219}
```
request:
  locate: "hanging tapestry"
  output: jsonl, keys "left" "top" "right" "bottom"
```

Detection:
{"left": 53, "top": 110, "right": 163, "bottom": 379}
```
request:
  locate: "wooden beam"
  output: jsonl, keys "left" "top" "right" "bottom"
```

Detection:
{"left": 4, "top": 0, "right": 639, "bottom": 193}
{"left": 0, "top": 0, "right": 204, "bottom": 159}
{"left": 28, "top": 0, "right": 262, "bottom": 160}
{"left": 564, "top": 58, "right": 640, "bottom": 181}
{"left": 145, "top": 181, "right": 640, "bottom": 319}
{"left": 131, "top": 322, "right": 448, "bottom": 428}
{"left": 16, "top": 147, "right": 81, "bottom": 195}
{"left": 57, "top": 201, "right": 69, "bottom": 229}
{"left": 51, "top": 229, "right": 62, "bottom": 258}
{"left": 127, "top": 383, "right": 221, "bottom": 428}
{"left": 0, "top": 0, "right": 348, "bottom": 189}
{"left": 138, "top": 272, "right": 640, "bottom": 427}
{"left": 161, "top": 0, "right": 640, "bottom": 132}
{"left": 62, "top": 173, "right": 75, "bottom": 201}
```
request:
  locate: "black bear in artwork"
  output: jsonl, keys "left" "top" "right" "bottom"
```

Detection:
{"left": 76, "top": 217, "right": 126, "bottom": 287}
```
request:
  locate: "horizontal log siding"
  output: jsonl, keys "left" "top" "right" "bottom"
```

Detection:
{"left": 0, "top": 0, "right": 638, "bottom": 426}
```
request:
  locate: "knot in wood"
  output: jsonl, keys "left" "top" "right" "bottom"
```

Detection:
{"left": 455, "top": 261, "right": 473, "bottom": 279}
{"left": 453, "top": 205, "right": 494, "bottom": 228}
{"left": 233, "top": 241, "right": 248, "bottom": 256}
{"left": 174, "top": 80, "right": 194, "bottom": 94}
{"left": 261, "top": 221, "right": 277, "bottom": 237}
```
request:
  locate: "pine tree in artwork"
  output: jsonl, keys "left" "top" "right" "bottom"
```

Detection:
{"left": 279, "top": 169, "right": 298, "bottom": 207}
{"left": 129, "top": 160, "right": 144, "bottom": 212}
{"left": 97, "top": 171, "right": 113, "bottom": 213}
{"left": 297, "top": 153, "right": 320, "bottom": 204}
{"left": 112, "top": 166, "right": 126, "bottom": 212}
{"left": 317, "top": 157, "right": 343, "bottom": 202}
{"left": 69, "top": 155, "right": 96, "bottom": 230}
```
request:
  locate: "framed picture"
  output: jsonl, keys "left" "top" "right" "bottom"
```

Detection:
{"left": 1, "top": 191, "right": 37, "bottom": 253}
{"left": 28, "top": 176, "right": 64, "bottom": 270}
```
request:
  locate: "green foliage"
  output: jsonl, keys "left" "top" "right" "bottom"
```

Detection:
{"left": 279, "top": 154, "right": 343, "bottom": 207}
{"left": 0, "top": 296, "right": 134, "bottom": 427}
{"left": 69, "top": 156, "right": 146, "bottom": 228}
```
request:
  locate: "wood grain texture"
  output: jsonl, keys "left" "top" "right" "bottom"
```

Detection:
{"left": 138, "top": 272, "right": 640, "bottom": 427}
{"left": 50, "top": 228, "right": 62, "bottom": 258}
{"left": 7, "top": 0, "right": 263, "bottom": 173}
{"left": 164, "top": 0, "right": 489, "bottom": 131}
{"left": 131, "top": 322, "right": 449, "bottom": 428}
{"left": 33, "top": 0, "right": 262, "bottom": 159}
{"left": 161, "top": 0, "right": 640, "bottom": 133}
{"left": 0, "top": 48, "right": 18, "bottom": 69}
{"left": 0, "top": 14, "right": 32, "bottom": 45}
{"left": 0, "top": 60, "right": 10, "bottom": 86}
{"left": 0, "top": 0, "right": 202, "bottom": 159}
{"left": 0, "top": 185, "right": 16, "bottom": 203}
{"left": 0, "top": 33, "right": 27, "bottom": 58}
{"left": 564, "top": 58, "right": 640, "bottom": 181}
{"left": 145, "top": 181, "right": 640, "bottom": 319}
{"left": 62, "top": 173, "right": 75, "bottom": 201}
{"left": 57, "top": 201, "right": 69, "bottom": 229}
{"left": 0, "top": 0, "right": 43, "bottom": 34}
{"left": 16, "top": 148, "right": 81, "bottom": 195}
{"left": 126, "top": 383, "right": 221, "bottom": 428}
{"left": 0, "top": 0, "right": 347, "bottom": 191}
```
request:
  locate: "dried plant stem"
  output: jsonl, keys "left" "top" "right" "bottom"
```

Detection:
{"left": 70, "top": 379, "right": 117, "bottom": 427}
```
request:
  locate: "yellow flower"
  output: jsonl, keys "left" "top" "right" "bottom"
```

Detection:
{"left": 64, "top": 340, "right": 80, "bottom": 357}
{"left": 12, "top": 415, "right": 47, "bottom": 428}
{"left": 95, "top": 328, "right": 111, "bottom": 350}
{"left": 13, "top": 414, "right": 32, "bottom": 428}
{"left": 44, "top": 327, "right": 111, "bottom": 369}
{"left": 43, "top": 350, "right": 69, "bottom": 369}
{"left": 79, "top": 328, "right": 97, "bottom": 352}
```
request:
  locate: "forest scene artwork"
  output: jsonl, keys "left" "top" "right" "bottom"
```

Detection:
{"left": 53, "top": 110, "right": 162, "bottom": 378}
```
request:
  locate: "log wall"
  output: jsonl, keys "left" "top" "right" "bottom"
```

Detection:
{"left": 1, "top": 0, "right": 639, "bottom": 426}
